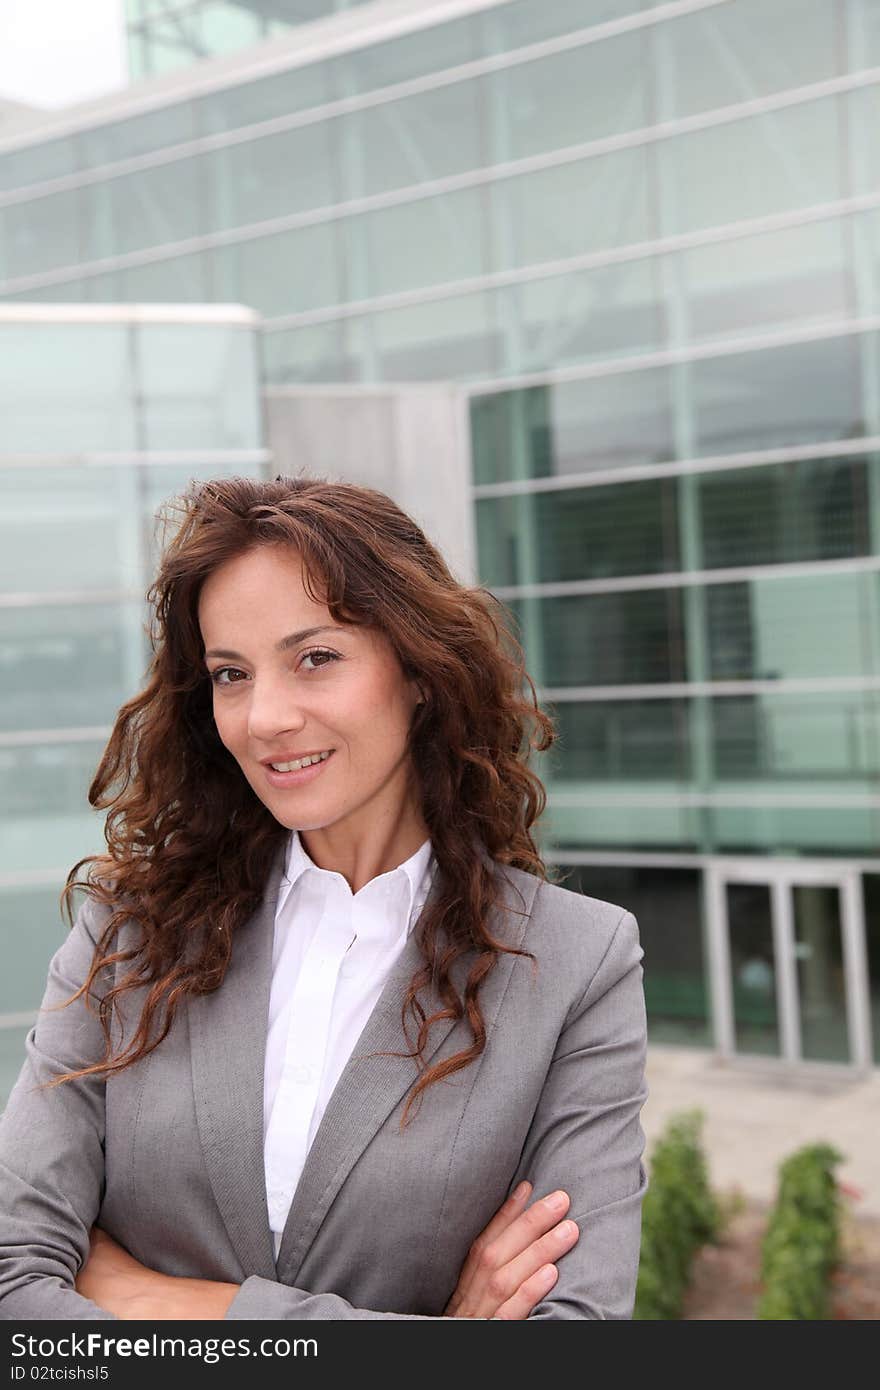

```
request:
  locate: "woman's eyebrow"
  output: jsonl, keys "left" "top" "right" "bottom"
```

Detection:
{"left": 204, "top": 625, "right": 347, "bottom": 661}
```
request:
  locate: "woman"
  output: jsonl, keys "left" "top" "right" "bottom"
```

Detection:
{"left": 0, "top": 475, "right": 648, "bottom": 1320}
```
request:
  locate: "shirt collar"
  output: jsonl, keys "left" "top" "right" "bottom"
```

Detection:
{"left": 278, "top": 829, "right": 435, "bottom": 934}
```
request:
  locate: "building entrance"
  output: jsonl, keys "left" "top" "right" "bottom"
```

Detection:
{"left": 706, "top": 861, "right": 873, "bottom": 1072}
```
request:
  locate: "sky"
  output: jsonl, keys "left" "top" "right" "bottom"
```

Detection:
{"left": 0, "top": 0, "right": 127, "bottom": 111}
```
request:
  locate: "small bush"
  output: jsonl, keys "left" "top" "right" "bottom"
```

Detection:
{"left": 634, "top": 1109, "right": 721, "bottom": 1319}
{"left": 758, "top": 1143, "right": 844, "bottom": 1320}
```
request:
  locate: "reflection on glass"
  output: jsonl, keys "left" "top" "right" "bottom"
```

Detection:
{"left": 475, "top": 478, "right": 679, "bottom": 588}
{"left": 861, "top": 874, "right": 880, "bottom": 1066}
{"left": 793, "top": 885, "right": 849, "bottom": 1063}
{"left": 541, "top": 589, "right": 686, "bottom": 687}
{"left": 727, "top": 882, "right": 780, "bottom": 1055}
{"left": 699, "top": 457, "right": 869, "bottom": 569}
{"left": 548, "top": 700, "right": 691, "bottom": 781}
{"left": 706, "top": 571, "right": 875, "bottom": 682}
{"left": 556, "top": 863, "right": 710, "bottom": 1046}
{"left": 712, "top": 693, "right": 880, "bottom": 779}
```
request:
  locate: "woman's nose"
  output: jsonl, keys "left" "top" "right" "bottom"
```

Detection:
{"left": 246, "top": 675, "right": 306, "bottom": 742}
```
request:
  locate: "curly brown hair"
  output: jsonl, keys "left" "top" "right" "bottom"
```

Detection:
{"left": 57, "top": 474, "right": 557, "bottom": 1125}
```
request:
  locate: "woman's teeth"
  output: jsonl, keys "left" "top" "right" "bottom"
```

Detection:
{"left": 270, "top": 750, "right": 333, "bottom": 772}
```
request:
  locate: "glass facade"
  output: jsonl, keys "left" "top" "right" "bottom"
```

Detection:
{"left": 0, "top": 307, "right": 267, "bottom": 1101}
{"left": 1, "top": 0, "right": 879, "bottom": 1074}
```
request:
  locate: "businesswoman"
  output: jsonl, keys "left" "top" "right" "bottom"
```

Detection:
{"left": 0, "top": 475, "right": 648, "bottom": 1320}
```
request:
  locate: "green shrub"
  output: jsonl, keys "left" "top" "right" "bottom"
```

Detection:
{"left": 758, "top": 1143, "right": 843, "bottom": 1320}
{"left": 634, "top": 1109, "right": 720, "bottom": 1319}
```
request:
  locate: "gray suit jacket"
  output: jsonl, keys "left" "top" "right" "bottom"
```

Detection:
{"left": 0, "top": 850, "right": 648, "bottom": 1320}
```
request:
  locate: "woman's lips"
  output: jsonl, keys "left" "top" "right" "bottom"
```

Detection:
{"left": 261, "top": 749, "right": 335, "bottom": 788}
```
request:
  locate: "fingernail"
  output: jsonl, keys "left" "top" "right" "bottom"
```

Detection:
{"left": 545, "top": 1190, "right": 567, "bottom": 1212}
{"left": 514, "top": 1181, "right": 530, "bottom": 1200}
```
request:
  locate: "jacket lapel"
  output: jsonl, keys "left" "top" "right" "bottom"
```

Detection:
{"left": 188, "top": 843, "right": 286, "bottom": 1281}
{"left": 275, "top": 859, "right": 540, "bottom": 1285}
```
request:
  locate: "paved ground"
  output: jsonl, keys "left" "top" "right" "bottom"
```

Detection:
{"left": 642, "top": 1045, "right": 880, "bottom": 1217}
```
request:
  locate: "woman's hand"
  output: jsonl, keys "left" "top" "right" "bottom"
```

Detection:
{"left": 443, "top": 1182, "right": 579, "bottom": 1319}
{"left": 75, "top": 1228, "right": 239, "bottom": 1320}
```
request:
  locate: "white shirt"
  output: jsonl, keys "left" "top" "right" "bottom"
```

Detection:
{"left": 263, "top": 830, "right": 436, "bottom": 1257}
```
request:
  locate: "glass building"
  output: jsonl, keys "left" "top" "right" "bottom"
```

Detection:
{"left": 1, "top": 0, "right": 879, "bottom": 1079}
{"left": 0, "top": 304, "right": 267, "bottom": 1099}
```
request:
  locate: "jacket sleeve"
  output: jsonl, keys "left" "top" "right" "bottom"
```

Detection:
{"left": 515, "top": 908, "right": 649, "bottom": 1319}
{"left": 0, "top": 895, "right": 118, "bottom": 1320}
{"left": 225, "top": 908, "right": 648, "bottom": 1322}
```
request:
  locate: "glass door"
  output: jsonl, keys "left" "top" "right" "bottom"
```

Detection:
{"left": 707, "top": 861, "right": 873, "bottom": 1069}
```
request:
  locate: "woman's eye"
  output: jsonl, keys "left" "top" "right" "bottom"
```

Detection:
{"left": 301, "top": 648, "right": 339, "bottom": 672}
{"left": 210, "top": 667, "right": 247, "bottom": 686}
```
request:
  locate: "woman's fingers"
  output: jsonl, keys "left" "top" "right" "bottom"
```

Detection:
{"left": 491, "top": 1263, "right": 559, "bottom": 1321}
{"left": 452, "top": 1181, "right": 533, "bottom": 1296}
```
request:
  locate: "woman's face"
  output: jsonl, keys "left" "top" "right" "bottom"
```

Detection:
{"left": 197, "top": 544, "right": 424, "bottom": 839}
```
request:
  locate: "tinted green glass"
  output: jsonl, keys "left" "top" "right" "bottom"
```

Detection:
{"left": 79, "top": 102, "right": 197, "bottom": 167}
{"left": 693, "top": 334, "right": 863, "bottom": 456}
{"left": 541, "top": 589, "right": 687, "bottom": 686}
{"left": 475, "top": 477, "right": 679, "bottom": 588}
{"left": 706, "top": 571, "right": 878, "bottom": 682}
{"left": 0, "top": 136, "right": 81, "bottom": 195}
{"left": 3, "top": 189, "right": 80, "bottom": 280}
{"left": 0, "top": 743, "right": 106, "bottom": 847}
{"left": 793, "top": 884, "right": 849, "bottom": 1063}
{"left": 104, "top": 156, "right": 204, "bottom": 258}
{"left": 554, "top": 863, "right": 710, "bottom": 1047}
{"left": 712, "top": 692, "right": 880, "bottom": 779}
{"left": 727, "top": 882, "right": 780, "bottom": 1056}
{"left": 860, "top": 873, "right": 880, "bottom": 1065}
{"left": 349, "top": 186, "right": 486, "bottom": 299}
{"left": 699, "top": 457, "right": 870, "bottom": 569}
{"left": 136, "top": 323, "right": 262, "bottom": 449}
{"left": 349, "top": 79, "right": 484, "bottom": 197}
{"left": 471, "top": 371, "right": 675, "bottom": 485}
{"left": 547, "top": 699, "right": 691, "bottom": 780}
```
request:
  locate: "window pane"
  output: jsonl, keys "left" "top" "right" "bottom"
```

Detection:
{"left": 80, "top": 102, "right": 197, "bottom": 166}
{"left": 699, "top": 456, "right": 871, "bottom": 568}
{"left": 693, "top": 334, "right": 864, "bottom": 456}
{"left": 659, "top": 0, "right": 839, "bottom": 120}
{"left": 333, "top": 13, "right": 480, "bottom": 94}
{"left": 793, "top": 884, "right": 849, "bottom": 1063}
{"left": 3, "top": 189, "right": 80, "bottom": 279}
{"left": 0, "top": 323, "right": 135, "bottom": 453}
{"left": 0, "top": 745, "right": 105, "bottom": 879}
{"left": 349, "top": 187, "right": 486, "bottom": 299}
{"left": 470, "top": 370, "right": 675, "bottom": 486}
{"left": 135, "top": 324, "right": 263, "bottom": 449}
{"left": 553, "top": 863, "right": 710, "bottom": 1047}
{"left": 475, "top": 478, "right": 679, "bottom": 587}
{"left": 368, "top": 292, "right": 498, "bottom": 381}
{"left": 727, "top": 882, "right": 780, "bottom": 1056}
{"left": 348, "top": 79, "right": 484, "bottom": 196}
{"left": 196, "top": 61, "right": 331, "bottom": 135}
{"left": 0, "top": 467, "right": 140, "bottom": 594}
{"left": 541, "top": 589, "right": 687, "bottom": 686}
{"left": 659, "top": 96, "right": 842, "bottom": 236}
{"left": 0, "top": 604, "right": 148, "bottom": 733}
{"left": 105, "top": 156, "right": 204, "bottom": 257}
{"left": 712, "top": 692, "right": 880, "bottom": 779}
{"left": 860, "top": 873, "right": 880, "bottom": 1066}
{"left": 681, "top": 218, "right": 852, "bottom": 343}
{"left": 547, "top": 699, "right": 692, "bottom": 780}
{"left": 515, "top": 258, "right": 661, "bottom": 375}
{"left": 119, "top": 251, "right": 209, "bottom": 301}
{"left": 493, "top": 29, "right": 647, "bottom": 160}
{"left": 210, "top": 223, "right": 342, "bottom": 317}
{"left": 496, "top": 147, "right": 653, "bottom": 268}
{"left": 489, "top": 0, "right": 653, "bottom": 51}
{"left": 0, "top": 136, "right": 80, "bottom": 195}
{"left": 706, "top": 572, "right": 878, "bottom": 681}
{"left": 206, "top": 123, "right": 334, "bottom": 231}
